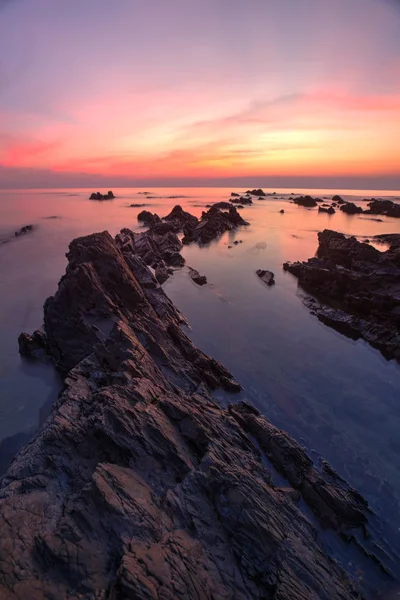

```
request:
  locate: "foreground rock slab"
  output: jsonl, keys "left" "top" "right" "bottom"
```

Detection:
{"left": 284, "top": 229, "right": 400, "bottom": 361}
{"left": 0, "top": 229, "right": 390, "bottom": 599}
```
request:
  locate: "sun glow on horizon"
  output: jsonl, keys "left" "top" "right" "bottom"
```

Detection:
{"left": 0, "top": 0, "right": 399, "bottom": 188}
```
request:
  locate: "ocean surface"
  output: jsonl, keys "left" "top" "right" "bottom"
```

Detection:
{"left": 1, "top": 186, "right": 400, "bottom": 588}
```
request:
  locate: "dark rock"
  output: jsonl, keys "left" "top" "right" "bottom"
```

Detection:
{"left": 129, "top": 203, "right": 147, "bottom": 208}
{"left": 237, "top": 204, "right": 244, "bottom": 209}
{"left": 231, "top": 192, "right": 240, "bottom": 197}
{"left": 18, "top": 330, "right": 49, "bottom": 361}
{"left": 319, "top": 206, "right": 336, "bottom": 214}
{"left": 137, "top": 210, "right": 161, "bottom": 227}
{"left": 230, "top": 196, "right": 253, "bottom": 206}
{"left": 284, "top": 229, "right": 400, "bottom": 361}
{"left": 280, "top": 209, "right": 285, "bottom": 214}
{"left": 89, "top": 191, "right": 115, "bottom": 200}
{"left": 293, "top": 195, "right": 318, "bottom": 207}
{"left": 163, "top": 204, "right": 199, "bottom": 233}
{"left": 256, "top": 269, "right": 275, "bottom": 286}
{"left": 154, "top": 262, "right": 172, "bottom": 285}
{"left": 188, "top": 267, "right": 207, "bottom": 286}
{"left": 340, "top": 202, "right": 363, "bottom": 215}
{"left": 332, "top": 195, "right": 344, "bottom": 203}
{"left": 182, "top": 206, "right": 249, "bottom": 245}
{"left": 2, "top": 229, "right": 384, "bottom": 598}
{"left": 246, "top": 188, "right": 265, "bottom": 196}
{"left": 14, "top": 224, "right": 34, "bottom": 237}
{"left": 365, "top": 199, "right": 400, "bottom": 218}
{"left": 212, "top": 201, "right": 232, "bottom": 210}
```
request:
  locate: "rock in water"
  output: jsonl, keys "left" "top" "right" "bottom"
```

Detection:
{"left": 246, "top": 188, "right": 266, "bottom": 196}
{"left": 3, "top": 228, "right": 388, "bottom": 598}
{"left": 256, "top": 269, "right": 275, "bottom": 286}
{"left": 284, "top": 229, "right": 400, "bottom": 361}
{"left": 293, "top": 195, "right": 318, "bottom": 207}
{"left": 365, "top": 199, "right": 400, "bottom": 218}
{"left": 340, "top": 202, "right": 363, "bottom": 215}
{"left": 188, "top": 267, "right": 207, "bottom": 285}
{"left": 14, "top": 224, "right": 34, "bottom": 236}
{"left": 183, "top": 206, "right": 249, "bottom": 245}
{"left": 89, "top": 191, "right": 115, "bottom": 200}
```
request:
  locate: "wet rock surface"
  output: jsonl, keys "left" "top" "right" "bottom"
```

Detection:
{"left": 256, "top": 269, "right": 275, "bottom": 286}
{"left": 188, "top": 267, "right": 207, "bottom": 286}
{"left": 2, "top": 228, "right": 392, "bottom": 599}
{"left": 284, "top": 229, "right": 400, "bottom": 361}
{"left": 230, "top": 196, "right": 253, "bottom": 205}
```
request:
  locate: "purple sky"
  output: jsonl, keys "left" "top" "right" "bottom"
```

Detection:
{"left": 0, "top": 0, "right": 399, "bottom": 188}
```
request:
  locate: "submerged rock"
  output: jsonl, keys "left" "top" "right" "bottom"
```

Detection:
{"left": 319, "top": 206, "right": 335, "bottom": 214}
{"left": 188, "top": 267, "right": 207, "bottom": 285}
{"left": 14, "top": 224, "right": 34, "bottom": 237}
{"left": 2, "top": 228, "right": 387, "bottom": 598}
{"left": 256, "top": 269, "right": 275, "bottom": 286}
{"left": 284, "top": 229, "right": 400, "bottom": 361}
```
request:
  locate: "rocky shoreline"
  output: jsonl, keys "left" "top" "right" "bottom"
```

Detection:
{"left": 0, "top": 224, "right": 397, "bottom": 599}
{"left": 284, "top": 230, "right": 400, "bottom": 362}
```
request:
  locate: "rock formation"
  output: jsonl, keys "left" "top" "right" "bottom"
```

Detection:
{"left": 256, "top": 269, "right": 275, "bottom": 286}
{"left": 284, "top": 229, "right": 400, "bottom": 361}
{"left": 246, "top": 188, "right": 266, "bottom": 196}
{"left": 340, "top": 202, "right": 363, "bottom": 215}
{"left": 14, "top": 224, "right": 34, "bottom": 237}
{"left": 293, "top": 195, "right": 318, "bottom": 207}
{"left": 1, "top": 228, "right": 393, "bottom": 598}
{"left": 90, "top": 191, "right": 115, "bottom": 200}
{"left": 182, "top": 206, "right": 249, "bottom": 245}
{"left": 364, "top": 199, "right": 400, "bottom": 218}
{"left": 188, "top": 267, "right": 207, "bottom": 286}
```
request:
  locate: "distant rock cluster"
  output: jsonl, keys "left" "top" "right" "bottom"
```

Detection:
{"left": 89, "top": 190, "right": 115, "bottom": 200}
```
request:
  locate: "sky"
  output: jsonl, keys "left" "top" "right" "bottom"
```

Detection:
{"left": 0, "top": 0, "right": 400, "bottom": 189}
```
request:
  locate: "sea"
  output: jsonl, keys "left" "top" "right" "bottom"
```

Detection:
{"left": 1, "top": 186, "right": 400, "bottom": 591}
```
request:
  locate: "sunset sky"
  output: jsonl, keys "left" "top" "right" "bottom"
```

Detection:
{"left": 0, "top": 0, "right": 400, "bottom": 189}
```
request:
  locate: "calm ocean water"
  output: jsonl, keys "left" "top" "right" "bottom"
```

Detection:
{"left": 1, "top": 186, "right": 400, "bottom": 578}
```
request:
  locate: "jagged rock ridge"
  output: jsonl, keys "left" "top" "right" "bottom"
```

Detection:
{"left": 0, "top": 229, "right": 395, "bottom": 599}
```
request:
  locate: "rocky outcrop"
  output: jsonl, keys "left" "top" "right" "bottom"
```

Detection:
{"left": 2, "top": 229, "right": 391, "bottom": 599}
{"left": 246, "top": 188, "right": 265, "bottom": 196}
{"left": 293, "top": 195, "right": 318, "bottom": 207}
{"left": 256, "top": 269, "right": 275, "bottom": 286}
{"left": 14, "top": 224, "right": 34, "bottom": 237}
{"left": 319, "top": 206, "right": 335, "bottom": 214}
{"left": 137, "top": 210, "right": 161, "bottom": 227}
{"left": 332, "top": 195, "right": 344, "bottom": 203}
{"left": 365, "top": 199, "right": 400, "bottom": 218}
{"left": 212, "top": 201, "right": 233, "bottom": 210}
{"left": 340, "top": 202, "right": 363, "bottom": 215}
{"left": 230, "top": 196, "right": 253, "bottom": 206}
{"left": 182, "top": 206, "right": 249, "bottom": 245}
{"left": 163, "top": 205, "right": 199, "bottom": 233}
{"left": 284, "top": 229, "right": 400, "bottom": 361}
{"left": 188, "top": 267, "right": 207, "bottom": 286}
{"left": 90, "top": 191, "right": 115, "bottom": 200}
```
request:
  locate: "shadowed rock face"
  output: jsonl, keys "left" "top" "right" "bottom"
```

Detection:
{"left": 284, "top": 229, "right": 400, "bottom": 361}
{"left": 182, "top": 205, "right": 249, "bottom": 245}
{"left": 1, "top": 229, "right": 390, "bottom": 599}
{"left": 365, "top": 199, "right": 400, "bottom": 218}
{"left": 293, "top": 195, "right": 318, "bottom": 207}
